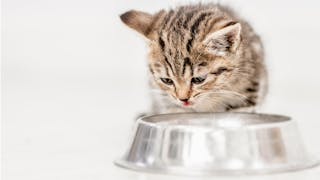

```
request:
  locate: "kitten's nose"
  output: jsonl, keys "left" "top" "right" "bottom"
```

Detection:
{"left": 179, "top": 98, "right": 189, "bottom": 102}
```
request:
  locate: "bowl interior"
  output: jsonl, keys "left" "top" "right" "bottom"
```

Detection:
{"left": 141, "top": 113, "right": 291, "bottom": 128}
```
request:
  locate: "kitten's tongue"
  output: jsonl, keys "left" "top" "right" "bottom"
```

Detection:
{"left": 183, "top": 101, "right": 190, "bottom": 106}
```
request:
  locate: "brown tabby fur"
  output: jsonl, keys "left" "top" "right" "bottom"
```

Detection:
{"left": 120, "top": 3, "right": 267, "bottom": 114}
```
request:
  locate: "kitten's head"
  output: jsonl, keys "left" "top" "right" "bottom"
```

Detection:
{"left": 120, "top": 7, "right": 251, "bottom": 110}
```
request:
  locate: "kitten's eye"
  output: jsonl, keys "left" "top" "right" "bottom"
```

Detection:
{"left": 191, "top": 75, "right": 207, "bottom": 85}
{"left": 211, "top": 67, "right": 228, "bottom": 75}
{"left": 160, "top": 78, "right": 174, "bottom": 85}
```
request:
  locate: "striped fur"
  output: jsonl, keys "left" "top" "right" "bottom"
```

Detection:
{"left": 120, "top": 3, "right": 267, "bottom": 114}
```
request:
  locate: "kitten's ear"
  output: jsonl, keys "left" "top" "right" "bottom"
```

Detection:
{"left": 202, "top": 23, "right": 241, "bottom": 56}
{"left": 120, "top": 10, "right": 160, "bottom": 40}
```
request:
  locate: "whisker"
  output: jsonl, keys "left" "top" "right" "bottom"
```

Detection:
{"left": 195, "top": 89, "right": 249, "bottom": 107}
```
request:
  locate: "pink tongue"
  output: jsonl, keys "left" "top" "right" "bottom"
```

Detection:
{"left": 183, "top": 101, "right": 190, "bottom": 106}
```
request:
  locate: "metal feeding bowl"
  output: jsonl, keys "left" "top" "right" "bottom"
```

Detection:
{"left": 115, "top": 113, "right": 319, "bottom": 175}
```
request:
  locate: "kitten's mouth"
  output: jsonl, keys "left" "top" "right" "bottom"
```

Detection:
{"left": 183, "top": 101, "right": 191, "bottom": 106}
{"left": 171, "top": 95, "right": 194, "bottom": 108}
{"left": 181, "top": 101, "right": 194, "bottom": 108}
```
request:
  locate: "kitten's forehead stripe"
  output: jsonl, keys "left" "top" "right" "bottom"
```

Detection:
{"left": 159, "top": 10, "right": 173, "bottom": 35}
{"left": 157, "top": 32, "right": 176, "bottom": 76}
{"left": 165, "top": 10, "right": 181, "bottom": 32}
{"left": 163, "top": 61, "right": 169, "bottom": 77}
{"left": 190, "top": 12, "right": 211, "bottom": 35}
{"left": 182, "top": 57, "right": 193, "bottom": 76}
{"left": 183, "top": 11, "right": 194, "bottom": 28}
{"left": 164, "top": 57, "right": 175, "bottom": 77}
{"left": 186, "top": 12, "right": 211, "bottom": 52}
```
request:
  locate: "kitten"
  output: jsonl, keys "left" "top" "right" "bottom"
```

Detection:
{"left": 120, "top": 3, "right": 267, "bottom": 114}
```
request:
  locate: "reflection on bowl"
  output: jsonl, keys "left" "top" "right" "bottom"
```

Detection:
{"left": 115, "top": 113, "right": 319, "bottom": 175}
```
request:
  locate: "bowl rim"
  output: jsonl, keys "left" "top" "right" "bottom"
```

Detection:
{"left": 138, "top": 112, "right": 292, "bottom": 129}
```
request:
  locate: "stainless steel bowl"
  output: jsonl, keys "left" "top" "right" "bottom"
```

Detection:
{"left": 115, "top": 113, "right": 319, "bottom": 175}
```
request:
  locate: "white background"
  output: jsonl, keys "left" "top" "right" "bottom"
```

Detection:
{"left": 2, "top": 0, "right": 320, "bottom": 179}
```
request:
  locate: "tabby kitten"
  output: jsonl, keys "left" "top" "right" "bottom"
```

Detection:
{"left": 120, "top": 3, "right": 267, "bottom": 114}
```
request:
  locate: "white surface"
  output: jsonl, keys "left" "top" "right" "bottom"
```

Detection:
{"left": 2, "top": 0, "right": 320, "bottom": 179}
